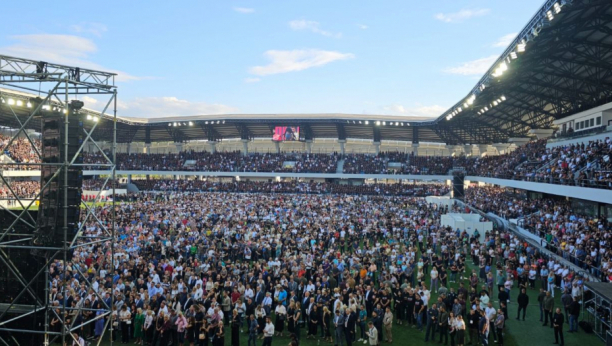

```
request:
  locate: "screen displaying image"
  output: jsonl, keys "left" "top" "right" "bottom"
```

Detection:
{"left": 273, "top": 126, "right": 300, "bottom": 141}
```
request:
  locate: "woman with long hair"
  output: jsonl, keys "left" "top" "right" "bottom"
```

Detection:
{"left": 275, "top": 300, "right": 287, "bottom": 337}
{"left": 456, "top": 314, "right": 466, "bottom": 346}
{"left": 322, "top": 306, "right": 332, "bottom": 343}
{"left": 287, "top": 301, "right": 296, "bottom": 334}
{"left": 214, "top": 321, "right": 225, "bottom": 346}
{"left": 294, "top": 302, "right": 302, "bottom": 341}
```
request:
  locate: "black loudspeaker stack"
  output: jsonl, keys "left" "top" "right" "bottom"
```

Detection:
{"left": 452, "top": 171, "right": 465, "bottom": 200}
{"left": 33, "top": 111, "right": 83, "bottom": 251}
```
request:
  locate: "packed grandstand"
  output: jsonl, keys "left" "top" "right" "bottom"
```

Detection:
{"left": 1, "top": 1, "right": 612, "bottom": 346}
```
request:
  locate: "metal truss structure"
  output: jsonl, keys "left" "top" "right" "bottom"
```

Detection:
{"left": 0, "top": 55, "right": 117, "bottom": 346}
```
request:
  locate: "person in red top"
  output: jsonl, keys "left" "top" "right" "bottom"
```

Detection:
{"left": 231, "top": 287, "right": 241, "bottom": 304}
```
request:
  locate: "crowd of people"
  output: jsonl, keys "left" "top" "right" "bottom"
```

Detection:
{"left": 40, "top": 186, "right": 589, "bottom": 346}
{"left": 130, "top": 180, "right": 450, "bottom": 197}
{"left": 1, "top": 132, "right": 611, "bottom": 189}
{"left": 465, "top": 185, "right": 612, "bottom": 283}
{"left": 0, "top": 180, "right": 40, "bottom": 200}
{"left": 0, "top": 134, "right": 41, "bottom": 170}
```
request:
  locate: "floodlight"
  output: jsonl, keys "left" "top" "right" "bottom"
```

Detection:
{"left": 16, "top": 100, "right": 24, "bottom": 107}
{"left": 458, "top": 107, "right": 462, "bottom": 112}
{"left": 365, "top": 121, "right": 369, "bottom": 125}
{"left": 375, "top": 121, "right": 380, "bottom": 126}
{"left": 87, "top": 115, "right": 93, "bottom": 120}
{"left": 493, "top": 101, "right": 498, "bottom": 106}
{"left": 173, "top": 122, "right": 178, "bottom": 126}
{"left": 517, "top": 41, "right": 526, "bottom": 52}
{"left": 382, "top": 121, "right": 386, "bottom": 126}
{"left": 547, "top": 10, "right": 554, "bottom": 21}
{"left": 189, "top": 121, "right": 194, "bottom": 126}
{"left": 26, "top": 102, "right": 32, "bottom": 108}
{"left": 395, "top": 122, "right": 399, "bottom": 126}
{"left": 93, "top": 116, "right": 99, "bottom": 122}
{"left": 501, "top": 95, "right": 506, "bottom": 101}
{"left": 510, "top": 52, "right": 517, "bottom": 60}
{"left": 42, "top": 105, "right": 50, "bottom": 111}
{"left": 168, "top": 123, "right": 172, "bottom": 126}
{"left": 553, "top": 2, "right": 561, "bottom": 14}
{"left": 359, "top": 121, "right": 362, "bottom": 124}
{"left": 7, "top": 99, "right": 15, "bottom": 105}
{"left": 484, "top": 107, "right": 489, "bottom": 111}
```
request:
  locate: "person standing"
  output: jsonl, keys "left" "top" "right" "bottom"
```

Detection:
{"left": 543, "top": 291, "right": 554, "bottom": 328}
{"left": 537, "top": 289, "right": 546, "bottom": 322}
{"left": 366, "top": 321, "right": 378, "bottom": 346}
{"left": 232, "top": 310, "right": 241, "bottom": 346}
{"left": 455, "top": 315, "right": 466, "bottom": 346}
{"left": 248, "top": 314, "right": 259, "bottom": 346}
{"left": 424, "top": 303, "right": 438, "bottom": 342}
{"left": 119, "top": 305, "right": 131, "bottom": 344}
{"left": 553, "top": 308, "right": 564, "bottom": 345}
{"left": 495, "top": 309, "right": 505, "bottom": 346}
{"left": 467, "top": 309, "right": 479, "bottom": 346}
{"left": 568, "top": 297, "right": 580, "bottom": 333}
{"left": 263, "top": 317, "right": 275, "bottom": 346}
{"left": 334, "top": 309, "right": 345, "bottom": 346}
{"left": 516, "top": 288, "right": 529, "bottom": 321}
{"left": 438, "top": 306, "right": 449, "bottom": 345}
{"left": 345, "top": 308, "right": 357, "bottom": 346}
{"left": 383, "top": 307, "right": 393, "bottom": 343}
{"left": 478, "top": 310, "right": 489, "bottom": 346}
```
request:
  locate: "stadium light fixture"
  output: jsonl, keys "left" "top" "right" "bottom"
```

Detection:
{"left": 16, "top": 100, "right": 23, "bottom": 107}
{"left": 501, "top": 95, "right": 506, "bottom": 101}
{"left": 463, "top": 103, "right": 468, "bottom": 108}
{"left": 546, "top": 10, "right": 554, "bottom": 21}
{"left": 382, "top": 121, "right": 386, "bottom": 126}
{"left": 493, "top": 101, "right": 498, "bottom": 106}
{"left": 7, "top": 98, "right": 15, "bottom": 105}
{"left": 517, "top": 40, "right": 526, "bottom": 52}
{"left": 42, "top": 105, "right": 50, "bottom": 111}
{"left": 395, "top": 122, "right": 399, "bottom": 126}
{"left": 168, "top": 123, "right": 172, "bottom": 126}
{"left": 553, "top": 2, "right": 561, "bottom": 14}
{"left": 365, "top": 121, "right": 369, "bottom": 125}
{"left": 458, "top": 107, "right": 462, "bottom": 112}
{"left": 93, "top": 116, "right": 99, "bottom": 122}
{"left": 484, "top": 107, "right": 489, "bottom": 111}
{"left": 189, "top": 121, "right": 194, "bottom": 126}
{"left": 222, "top": 120, "right": 226, "bottom": 124}
{"left": 467, "top": 94, "right": 476, "bottom": 105}
{"left": 26, "top": 102, "right": 32, "bottom": 108}
{"left": 510, "top": 52, "right": 517, "bottom": 60}
{"left": 359, "top": 121, "right": 362, "bottom": 124}
{"left": 375, "top": 121, "right": 380, "bottom": 126}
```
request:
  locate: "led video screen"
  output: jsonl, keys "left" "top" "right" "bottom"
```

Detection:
{"left": 273, "top": 126, "right": 300, "bottom": 141}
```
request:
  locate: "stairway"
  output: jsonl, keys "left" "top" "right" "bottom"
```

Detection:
{"left": 336, "top": 159, "right": 345, "bottom": 173}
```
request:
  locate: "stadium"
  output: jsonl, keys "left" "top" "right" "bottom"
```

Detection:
{"left": 0, "top": 1, "right": 611, "bottom": 346}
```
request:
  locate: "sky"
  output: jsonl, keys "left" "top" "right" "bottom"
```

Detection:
{"left": 0, "top": 0, "right": 545, "bottom": 119}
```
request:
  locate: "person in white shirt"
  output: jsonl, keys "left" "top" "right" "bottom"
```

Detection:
{"left": 71, "top": 332, "right": 85, "bottom": 346}
{"left": 263, "top": 316, "right": 275, "bottom": 346}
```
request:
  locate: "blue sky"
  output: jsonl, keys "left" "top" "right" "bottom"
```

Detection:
{"left": 0, "top": 1, "right": 544, "bottom": 119}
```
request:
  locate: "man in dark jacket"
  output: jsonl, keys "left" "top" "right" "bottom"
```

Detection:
{"left": 468, "top": 309, "right": 479, "bottom": 345}
{"left": 553, "top": 308, "right": 564, "bottom": 346}
{"left": 516, "top": 288, "right": 529, "bottom": 321}
{"left": 424, "top": 303, "right": 438, "bottom": 342}
{"left": 542, "top": 291, "right": 554, "bottom": 327}
{"left": 438, "top": 306, "right": 449, "bottom": 345}
{"left": 568, "top": 297, "right": 580, "bottom": 333}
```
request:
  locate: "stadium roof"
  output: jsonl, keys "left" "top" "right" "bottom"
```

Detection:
{"left": 1, "top": 0, "right": 611, "bottom": 145}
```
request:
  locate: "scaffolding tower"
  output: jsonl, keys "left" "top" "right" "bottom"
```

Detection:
{"left": 0, "top": 55, "right": 117, "bottom": 346}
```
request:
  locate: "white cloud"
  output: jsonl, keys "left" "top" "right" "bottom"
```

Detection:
{"left": 81, "top": 96, "right": 99, "bottom": 106}
{"left": 118, "top": 97, "right": 238, "bottom": 118}
{"left": 233, "top": 7, "right": 254, "bottom": 13}
{"left": 289, "top": 20, "right": 342, "bottom": 38}
{"left": 492, "top": 33, "right": 517, "bottom": 48}
{"left": 382, "top": 104, "right": 446, "bottom": 118}
{"left": 443, "top": 55, "right": 498, "bottom": 76}
{"left": 2, "top": 34, "right": 141, "bottom": 82}
{"left": 358, "top": 24, "right": 369, "bottom": 30}
{"left": 434, "top": 8, "right": 490, "bottom": 23}
{"left": 244, "top": 77, "right": 260, "bottom": 83}
{"left": 70, "top": 22, "right": 108, "bottom": 37}
{"left": 249, "top": 49, "right": 354, "bottom": 76}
